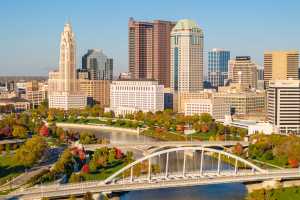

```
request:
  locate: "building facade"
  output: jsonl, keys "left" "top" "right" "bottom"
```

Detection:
{"left": 82, "top": 49, "right": 113, "bottom": 80}
{"left": 110, "top": 80, "right": 164, "bottom": 116}
{"left": 184, "top": 98, "right": 229, "bottom": 120}
{"left": 267, "top": 80, "right": 300, "bottom": 135}
{"left": 229, "top": 56, "right": 257, "bottom": 89}
{"left": 214, "top": 84, "right": 266, "bottom": 120}
{"left": 48, "top": 23, "right": 87, "bottom": 110}
{"left": 170, "top": 19, "right": 204, "bottom": 92}
{"left": 25, "top": 81, "right": 47, "bottom": 107}
{"left": 208, "top": 49, "right": 230, "bottom": 87}
{"left": 128, "top": 18, "right": 175, "bottom": 87}
{"left": 264, "top": 51, "right": 299, "bottom": 87}
{"left": 79, "top": 79, "right": 110, "bottom": 107}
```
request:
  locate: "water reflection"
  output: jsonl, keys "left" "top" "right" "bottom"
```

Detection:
{"left": 69, "top": 127, "right": 246, "bottom": 199}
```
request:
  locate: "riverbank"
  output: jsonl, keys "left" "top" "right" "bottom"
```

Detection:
{"left": 56, "top": 122, "right": 139, "bottom": 134}
{"left": 246, "top": 184, "right": 300, "bottom": 200}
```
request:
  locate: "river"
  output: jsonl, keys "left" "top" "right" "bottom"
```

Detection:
{"left": 68, "top": 126, "right": 247, "bottom": 200}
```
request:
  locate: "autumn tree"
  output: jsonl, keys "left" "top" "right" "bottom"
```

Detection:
{"left": 12, "top": 125, "right": 28, "bottom": 138}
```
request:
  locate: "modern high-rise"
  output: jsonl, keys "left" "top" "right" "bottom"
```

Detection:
{"left": 109, "top": 80, "right": 164, "bottom": 116}
{"left": 264, "top": 51, "right": 299, "bottom": 87}
{"left": 82, "top": 49, "right": 113, "bottom": 80}
{"left": 128, "top": 18, "right": 175, "bottom": 87}
{"left": 170, "top": 19, "right": 204, "bottom": 92}
{"left": 208, "top": 49, "right": 230, "bottom": 87}
{"left": 229, "top": 56, "right": 257, "bottom": 89}
{"left": 48, "top": 23, "right": 87, "bottom": 110}
{"left": 267, "top": 80, "right": 300, "bottom": 135}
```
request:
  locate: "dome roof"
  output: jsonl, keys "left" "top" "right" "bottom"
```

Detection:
{"left": 173, "top": 19, "right": 202, "bottom": 31}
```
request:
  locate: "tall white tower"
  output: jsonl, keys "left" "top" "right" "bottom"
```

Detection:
{"left": 59, "top": 23, "right": 77, "bottom": 93}
{"left": 170, "top": 19, "right": 204, "bottom": 92}
{"left": 48, "top": 23, "right": 86, "bottom": 110}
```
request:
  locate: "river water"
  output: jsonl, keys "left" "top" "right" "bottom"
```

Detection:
{"left": 69, "top": 127, "right": 247, "bottom": 200}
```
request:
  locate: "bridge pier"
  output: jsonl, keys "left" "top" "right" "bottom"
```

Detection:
{"left": 99, "top": 192, "right": 121, "bottom": 200}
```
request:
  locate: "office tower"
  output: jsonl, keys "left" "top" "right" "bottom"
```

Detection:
{"left": 208, "top": 49, "right": 230, "bottom": 87}
{"left": 184, "top": 98, "right": 230, "bottom": 120}
{"left": 110, "top": 80, "right": 164, "bottom": 116}
{"left": 229, "top": 56, "right": 257, "bottom": 89}
{"left": 267, "top": 80, "right": 300, "bottom": 135}
{"left": 214, "top": 84, "right": 266, "bottom": 120}
{"left": 25, "top": 80, "right": 47, "bottom": 107}
{"left": 170, "top": 19, "right": 204, "bottom": 92}
{"left": 264, "top": 51, "right": 299, "bottom": 86}
{"left": 82, "top": 49, "right": 113, "bottom": 80}
{"left": 48, "top": 23, "right": 86, "bottom": 110}
{"left": 128, "top": 18, "right": 175, "bottom": 87}
{"left": 78, "top": 79, "right": 110, "bottom": 107}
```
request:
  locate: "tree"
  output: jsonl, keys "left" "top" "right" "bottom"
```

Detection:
{"left": 14, "top": 136, "right": 48, "bottom": 167}
{"left": 288, "top": 158, "right": 299, "bottom": 168}
{"left": 108, "top": 148, "right": 116, "bottom": 163}
{"left": 199, "top": 113, "right": 213, "bottom": 124}
{"left": 68, "top": 195, "right": 77, "bottom": 200}
{"left": 39, "top": 125, "right": 49, "bottom": 137}
{"left": 233, "top": 143, "right": 243, "bottom": 155}
{"left": 53, "top": 149, "right": 73, "bottom": 174}
{"left": 5, "top": 143, "right": 10, "bottom": 155}
{"left": 12, "top": 125, "right": 28, "bottom": 139}
{"left": 81, "top": 164, "right": 89, "bottom": 173}
{"left": 69, "top": 173, "right": 84, "bottom": 183}
{"left": 83, "top": 192, "right": 94, "bottom": 200}
{"left": 79, "top": 131, "right": 97, "bottom": 145}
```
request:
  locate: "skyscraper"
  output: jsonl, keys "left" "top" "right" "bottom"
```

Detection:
{"left": 82, "top": 49, "right": 113, "bottom": 80}
{"left": 264, "top": 51, "right": 299, "bottom": 86}
{"left": 229, "top": 56, "right": 257, "bottom": 89}
{"left": 170, "top": 19, "right": 204, "bottom": 92}
{"left": 208, "top": 49, "right": 230, "bottom": 87}
{"left": 128, "top": 18, "right": 175, "bottom": 87}
{"left": 267, "top": 80, "right": 300, "bottom": 134}
{"left": 48, "top": 23, "right": 86, "bottom": 110}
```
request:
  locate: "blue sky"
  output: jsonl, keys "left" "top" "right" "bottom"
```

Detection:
{"left": 0, "top": 0, "right": 299, "bottom": 76}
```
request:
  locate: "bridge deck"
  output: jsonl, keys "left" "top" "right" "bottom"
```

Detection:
{"left": 10, "top": 169, "right": 300, "bottom": 200}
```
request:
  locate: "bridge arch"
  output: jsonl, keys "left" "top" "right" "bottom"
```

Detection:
{"left": 145, "top": 144, "right": 227, "bottom": 155}
{"left": 105, "top": 146, "right": 266, "bottom": 184}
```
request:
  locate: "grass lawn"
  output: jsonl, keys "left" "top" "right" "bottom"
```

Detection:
{"left": 142, "top": 130, "right": 187, "bottom": 141}
{"left": 248, "top": 187, "right": 300, "bottom": 200}
{"left": 0, "top": 155, "right": 24, "bottom": 185}
{"left": 253, "top": 157, "right": 288, "bottom": 169}
{"left": 187, "top": 131, "right": 241, "bottom": 141}
{"left": 83, "top": 162, "right": 127, "bottom": 181}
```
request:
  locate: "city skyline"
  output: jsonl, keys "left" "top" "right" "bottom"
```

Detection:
{"left": 0, "top": 0, "right": 300, "bottom": 76}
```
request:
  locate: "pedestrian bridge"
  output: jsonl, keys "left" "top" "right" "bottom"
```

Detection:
{"left": 10, "top": 147, "right": 300, "bottom": 200}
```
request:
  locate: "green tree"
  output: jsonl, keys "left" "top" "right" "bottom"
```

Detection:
{"left": 5, "top": 143, "right": 10, "bottom": 155}
{"left": 69, "top": 173, "right": 84, "bottom": 183}
{"left": 199, "top": 113, "right": 213, "bottom": 124}
{"left": 83, "top": 192, "right": 94, "bottom": 200}
{"left": 14, "top": 135, "right": 48, "bottom": 167}
{"left": 52, "top": 149, "right": 73, "bottom": 174}
{"left": 79, "top": 131, "right": 97, "bottom": 145}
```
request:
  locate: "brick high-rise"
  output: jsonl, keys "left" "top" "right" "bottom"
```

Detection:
{"left": 128, "top": 18, "right": 175, "bottom": 87}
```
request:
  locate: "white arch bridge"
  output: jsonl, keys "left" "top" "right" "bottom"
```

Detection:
{"left": 10, "top": 147, "right": 300, "bottom": 200}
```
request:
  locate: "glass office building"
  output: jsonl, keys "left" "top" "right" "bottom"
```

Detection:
{"left": 208, "top": 49, "right": 230, "bottom": 87}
